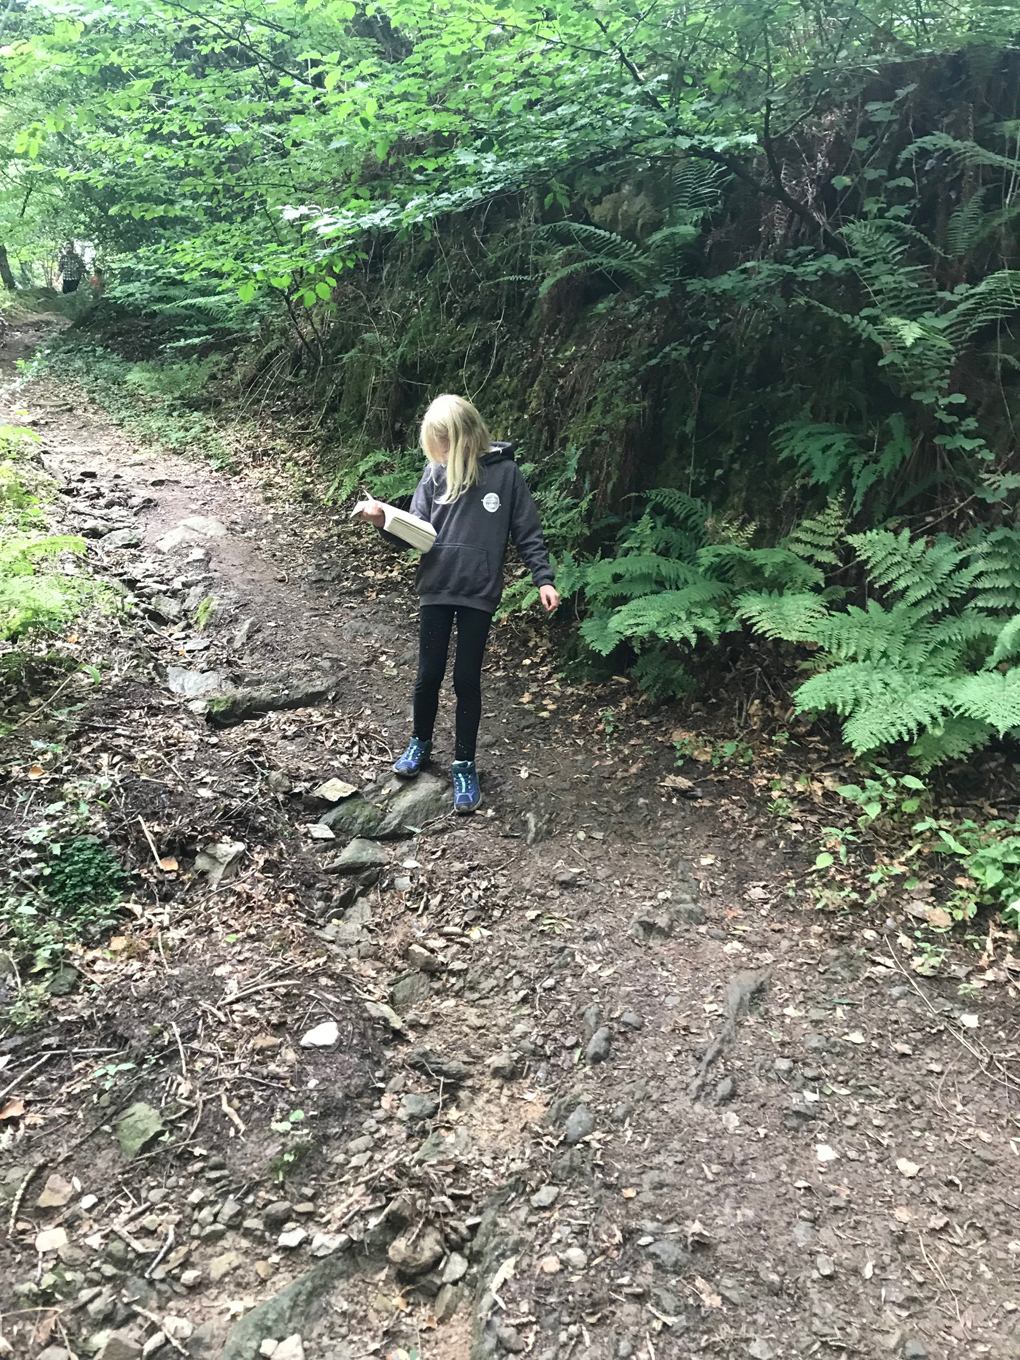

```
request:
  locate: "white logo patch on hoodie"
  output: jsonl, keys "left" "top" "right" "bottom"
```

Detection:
{"left": 482, "top": 492, "right": 501, "bottom": 513}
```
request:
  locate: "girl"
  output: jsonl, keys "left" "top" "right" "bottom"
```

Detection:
{"left": 357, "top": 394, "right": 559, "bottom": 813}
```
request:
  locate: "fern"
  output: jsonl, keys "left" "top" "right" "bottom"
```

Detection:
{"left": 735, "top": 590, "right": 833, "bottom": 640}
{"left": 949, "top": 671, "right": 1020, "bottom": 735}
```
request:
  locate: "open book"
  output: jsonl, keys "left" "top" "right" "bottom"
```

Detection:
{"left": 352, "top": 499, "right": 437, "bottom": 553}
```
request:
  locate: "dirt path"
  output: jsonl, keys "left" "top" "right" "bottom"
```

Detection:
{"left": 2, "top": 340, "right": 1020, "bottom": 1360}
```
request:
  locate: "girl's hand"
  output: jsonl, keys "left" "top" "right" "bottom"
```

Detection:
{"left": 539, "top": 585, "right": 560, "bottom": 613}
{"left": 357, "top": 499, "right": 386, "bottom": 528}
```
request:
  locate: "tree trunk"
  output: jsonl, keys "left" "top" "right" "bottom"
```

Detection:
{"left": 0, "top": 244, "right": 16, "bottom": 291}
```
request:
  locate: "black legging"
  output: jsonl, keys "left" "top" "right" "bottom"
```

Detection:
{"left": 413, "top": 605, "right": 493, "bottom": 762}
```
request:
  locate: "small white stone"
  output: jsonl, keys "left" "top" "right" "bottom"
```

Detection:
{"left": 299, "top": 1022, "right": 339, "bottom": 1048}
{"left": 278, "top": 1228, "right": 308, "bottom": 1250}
{"left": 272, "top": 1337, "right": 305, "bottom": 1360}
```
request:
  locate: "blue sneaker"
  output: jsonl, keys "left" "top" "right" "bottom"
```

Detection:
{"left": 394, "top": 737, "right": 432, "bottom": 777}
{"left": 451, "top": 760, "right": 481, "bottom": 814}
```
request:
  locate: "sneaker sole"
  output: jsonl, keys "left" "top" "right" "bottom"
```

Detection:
{"left": 393, "top": 760, "right": 431, "bottom": 779}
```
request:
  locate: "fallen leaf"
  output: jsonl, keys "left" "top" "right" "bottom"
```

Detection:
{"left": 896, "top": 1158, "right": 921, "bottom": 1178}
{"left": 893, "top": 1206, "right": 912, "bottom": 1223}
{"left": 622, "top": 1188, "right": 637, "bottom": 1199}
{"left": 844, "top": 1031, "right": 866, "bottom": 1045}
{"left": 159, "top": 857, "right": 179, "bottom": 872}
{"left": 926, "top": 907, "right": 953, "bottom": 929}
{"left": 0, "top": 1097, "right": 25, "bottom": 1120}
{"left": 694, "top": 1275, "right": 722, "bottom": 1308}
{"left": 28, "top": 764, "right": 45, "bottom": 779}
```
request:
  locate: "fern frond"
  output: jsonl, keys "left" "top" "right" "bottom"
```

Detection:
{"left": 783, "top": 497, "right": 846, "bottom": 565}
{"left": 696, "top": 544, "right": 825, "bottom": 591}
{"left": 908, "top": 716, "right": 994, "bottom": 771}
{"left": 900, "top": 132, "right": 1020, "bottom": 177}
{"left": 670, "top": 161, "right": 729, "bottom": 217}
{"left": 736, "top": 590, "right": 834, "bottom": 641}
{"left": 988, "top": 615, "right": 1020, "bottom": 667}
{"left": 641, "top": 488, "right": 711, "bottom": 535}
{"left": 849, "top": 529, "right": 974, "bottom": 608}
{"left": 938, "top": 270, "right": 1020, "bottom": 349}
{"left": 605, "top": 583, "right": 732, "bottom": 647}
{"left": 969, "top": 527, "right": 1020, "bottom": 611}
{"left": 946, "top": 185, "right": 993, "bottom": 256}
{"left": 583, "top": 552, "right": 701, "bottom": 603}
{"left": 949, "top": 670, "right": 1020, "bottom": 735}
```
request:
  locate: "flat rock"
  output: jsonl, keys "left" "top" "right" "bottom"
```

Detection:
{"left": 194, "top": 840, "right": 245, "bottom": 888}
{"left": 389, "top": 971, "right": 431, "bottom": 1014}
{"left": 563, "top": 1105, "right": 595, "bottom": 1144}
{"left": 401, "top": 1093, "right": 440, "bottom": 1122}
{"left": 157, "top": 517, "right": 227, "bottom": 551}
{"left": 376, "top": 774, "right": 449, "bottom": 836}
{"left": 407, "top": 1047, "right": 470, "bottom": 1083}
{"left": 115, "top": 1103, "right": 165, "bottom": 1158}
{"left": 209, "top": 1250, "right": 244, "bottom": 1282}
{"left": 37, "top": 1173, "right": 74, "bottom": 1209}
{"left": 218, "top": 1252, "right": 352, "bottom": 1360}
{"left": 334, "top": 838, "right": 387, "bottom": 872}
{"left": 100, "top": 528, "right": 141, "bottom": 550}
{"left": 388, "top": 1223, "right": 444, "bottom": 1277}
{"left": 206, "top": 678, "right": 337, "bottom": 727}
{"left": 167, "top": 666, "right": 229, "bottom": 699}
{"left": 36, "top": 1226, "right": 69, "bottom": 1253}
{"left": 96, "top": 1336, "right": 143, "bottom": 1360}
{"left": 442, "top": 1251, "right": 469, "bottom": 1284}
{"left": 530, "top": 1185, "right": 559, "bottom": 1209}
{"left": 300, "top": 1022, "right": 339, "bottom": 1049}
{"left": 311, "top": 778, "right": 358, "bottom": 802}
{"left": 272, "top": 1337, "right": 305, "bottom": 1360}
{"left": 646, "top": 1239, "right": 688, "bottom": 1273}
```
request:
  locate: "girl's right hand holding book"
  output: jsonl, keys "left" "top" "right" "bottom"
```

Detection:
{"left": 354, "top": 498, "right": 386, "bottom": 527}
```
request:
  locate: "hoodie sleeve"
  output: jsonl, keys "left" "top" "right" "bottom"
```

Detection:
{"left": 377, "top": 472, "right": 434, "bottom": 549}
{"left": 510, "top": 466, "right": 555, "bottom": 588}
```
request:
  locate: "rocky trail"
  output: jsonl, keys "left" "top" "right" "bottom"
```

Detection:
{"left": 2, "top": 329, "right": 1020, "bottom": 1360}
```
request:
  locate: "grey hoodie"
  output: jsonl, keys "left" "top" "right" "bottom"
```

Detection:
{"left": 391, "top": 443, "right": 554, "bottom": 614}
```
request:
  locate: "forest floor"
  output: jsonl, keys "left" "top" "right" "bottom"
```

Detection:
{"left": 2, "top": 321, "right": 1020, "bottom": 1360}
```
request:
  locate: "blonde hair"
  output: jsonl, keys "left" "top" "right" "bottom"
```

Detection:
{"left": 420, "top": 394, "right": 492, "bottom": 504}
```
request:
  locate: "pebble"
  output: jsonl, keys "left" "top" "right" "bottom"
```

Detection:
{"left": 489, "top": 1051, "right": 519, "bottom": 1080}
{"left": 714, "top": 1075, "right": 736, "bottom": 1104}
{"left": 208, "top": 1250, "right": 243, "bottom": 1282}
{"left": 646, "top": 1239, "right": 687, "bottom": 1272}
{"left": 530, "top": 1185, "right": 559, "bottom": 1209}
{"left": 442, "top": 1251, "right": 469, "bottom": 1284}
{"left": 586, "top": 1027, "right": 612, "bottom": 1064}
{"left": 619, "top": 1011, "right": 644, "bottom": 1030}
{"left": 816, "top": 1254, "right": 836, "bottom": 1277}
{"left": 278, "top": 1228, "right": 308, "bottom": 1249}
{"left": 774, "top": 1058, "right": 794, "bottom": 1077}
{"left": 271, "top": 1338, "right": 306, "bottom": 1360}
{"left": 562, "top": 1247, "right": 588, "bottom": 1270}
{"left": 401, "top": 1093, "right": 440, "bottom": 1122}
{"left": 300, "top": 1021, "right": 339, "bottom": 1048}
{"left": 263, "top": 1200, "right": 293, "bottom": 1227}
{"left": 538, "top": 1255, "right": 561, "bottom": 1273}
{"left": 902, "top": 1344, "right": 928, "bottom": 1360}
{"left": 217, "top": 1199, "right": 243, "bottom": 1227}
{"left": 563, "top": 1105, "right": 595, "bottom": 1144}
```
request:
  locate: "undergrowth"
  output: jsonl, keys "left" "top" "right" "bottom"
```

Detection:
{"left": 35, "top": 340, "right": 235, "bottom": 466}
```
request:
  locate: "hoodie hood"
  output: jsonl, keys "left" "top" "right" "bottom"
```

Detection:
{"left": 481, "top": 441, "right": 515, "bottom": 465}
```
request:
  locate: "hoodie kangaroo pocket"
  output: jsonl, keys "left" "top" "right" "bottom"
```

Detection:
{"left": 416, "top": 541, "right": 492, "bottom": 599}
